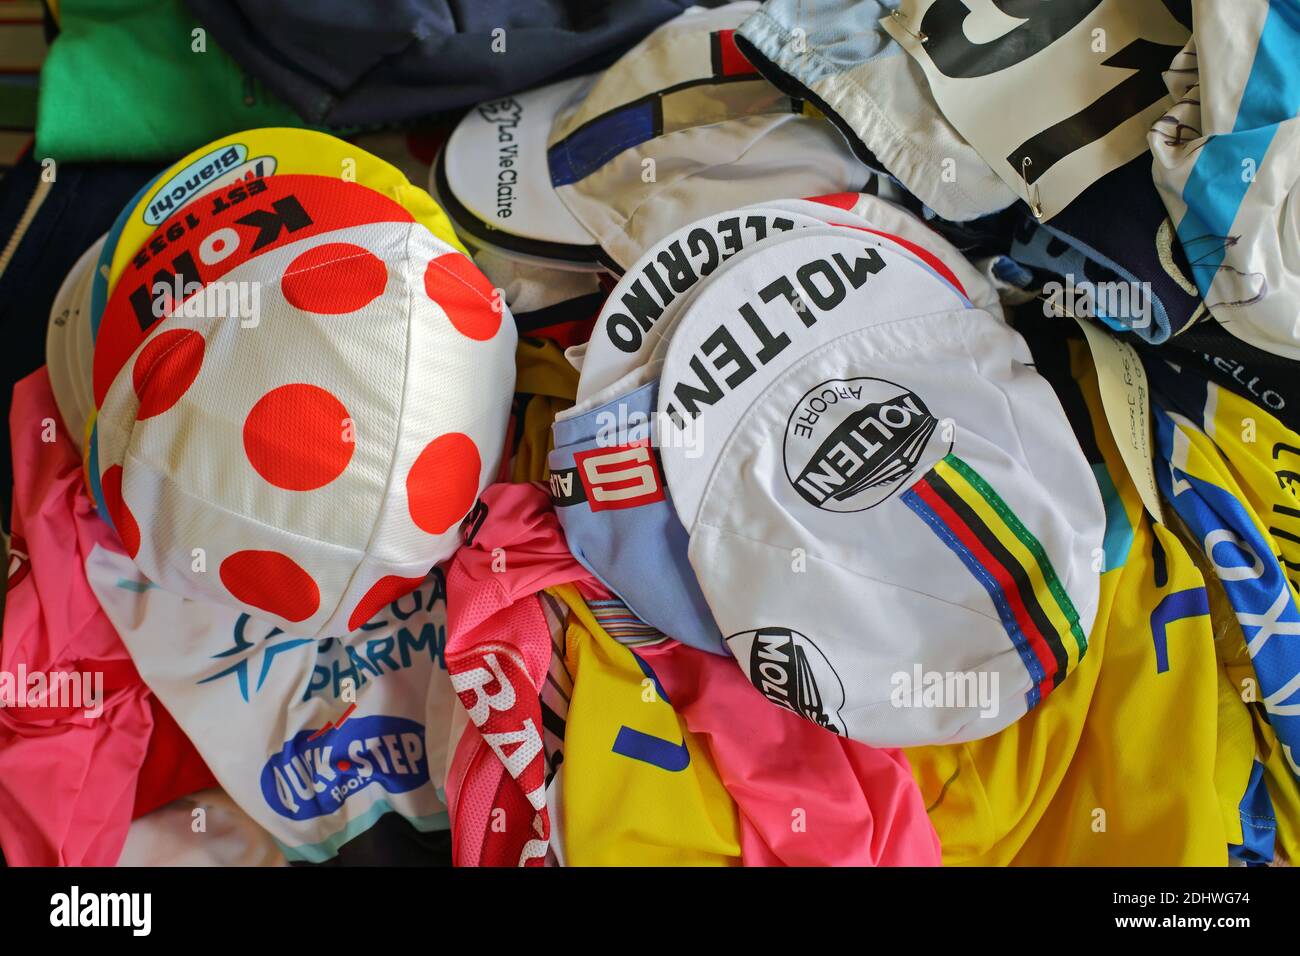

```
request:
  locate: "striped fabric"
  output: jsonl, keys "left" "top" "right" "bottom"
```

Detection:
{"left": 537, "top": 589, "right": 573, "bottom": 786}
{"left": 903, "top": 454, "right": 1086, "bottom": 709}
{"left": 586, "top": 597, "right": 664, "bottom": 646}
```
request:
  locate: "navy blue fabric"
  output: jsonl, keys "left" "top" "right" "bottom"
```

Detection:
{"left": 548, "top": 100, "right": 658, "bottom": 187}
{"left": 1008, "top": 156, "right": 1204, "bottom": 345}
{"left": 0, "top": 151, "right": 161, "bottom": 530}
{"left": 184, "top": 0, "right": 707, "bottom": 126}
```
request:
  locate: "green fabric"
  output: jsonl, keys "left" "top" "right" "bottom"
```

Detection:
{"left": 36, "top": 0, "right": 320, "bottom": 161}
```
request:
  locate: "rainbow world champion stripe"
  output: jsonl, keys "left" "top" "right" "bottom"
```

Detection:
{"left": 902, "top": 454, "right": 1087, "bottom": 709}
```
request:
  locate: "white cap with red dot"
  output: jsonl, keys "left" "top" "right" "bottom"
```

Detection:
{"left": 93, "top": 173, "right": 517, "bottom": 637}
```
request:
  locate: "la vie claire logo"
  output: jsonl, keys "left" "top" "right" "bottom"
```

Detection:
{"left": 261, "top": 714, "right": 429, "bottom": 820}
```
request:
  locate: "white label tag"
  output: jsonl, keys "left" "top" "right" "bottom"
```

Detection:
{"left": 1074, "top": 316, "right": 1164, "bottom": 525}
{"left": 883, "top": 0, "right": 1188, "bottom": 220}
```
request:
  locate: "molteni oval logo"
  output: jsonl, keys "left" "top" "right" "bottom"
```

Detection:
{"left": 728, "top": 627, "right": 845, "bottom": 736}
{"left": 783, "top": 376, "right": 950, "bottom": 512}
{"left": 261, "top": 714, "right": 428, "bottom": 820}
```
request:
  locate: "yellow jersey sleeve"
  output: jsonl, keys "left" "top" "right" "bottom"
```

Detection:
{"left": 545, "top": 583, "right": 741, "bottom": 866}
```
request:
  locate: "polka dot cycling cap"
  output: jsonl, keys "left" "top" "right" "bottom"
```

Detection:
{"left": 83, "top": 127, "right": 466, "bottom": 519}
{"left": 93, "top": 172, "right": 517, "bottom": 637}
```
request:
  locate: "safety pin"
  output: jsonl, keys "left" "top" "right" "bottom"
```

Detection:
{"left": 1020, "top": 156, "right": 1044, "bottom": 219}
{"left": 889, "top": 9, "right": 928, "bottom": 43}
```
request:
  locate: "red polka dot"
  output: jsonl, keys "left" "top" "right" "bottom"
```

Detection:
{"left": 281, "top": 242, "right": 387, "bottom": 314}
{"left": 219, "top": 550, "right": 320, "bottom": 622}
{"left": 423, "top": 253, "right": 501, "bottom": 340}
{"left": 805, "top": 192, "right": 858, "bottom": 210}
{"left": 100, "top": 465, "right": 140, "bottom": 558}
{"left": 336, "top": 759, "right": 352, "bottom": 772}
{"left": 406, "top": 432, "right": 481, "bottom": 535}
{"left": 132, "top": 329, "right": 205, "bottom": 419}
{"left": 243, "top": 384, "right": 354, "bottom": 490}
{"left": 347, "top": 574, "right": 427, "bottom": 631}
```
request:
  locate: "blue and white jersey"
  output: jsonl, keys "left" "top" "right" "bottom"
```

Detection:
{"left": 1150, "top": 0, "right": 1300, "bottom": 359}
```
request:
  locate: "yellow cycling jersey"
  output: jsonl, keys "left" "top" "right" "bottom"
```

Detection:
{"left": 908, "top": 340, "right": 1246, "bottom": 865}
{"left": 544, "top": 584, "right": 740, "bottom": 866}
